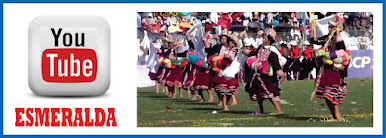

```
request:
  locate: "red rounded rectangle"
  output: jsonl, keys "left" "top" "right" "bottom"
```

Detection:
{"left": 42, "top": 48, "right": 97, "bottom": 83}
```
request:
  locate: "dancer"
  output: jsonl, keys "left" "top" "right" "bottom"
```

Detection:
{"left": 166, "top": 37, "right": 188, "bottom": 98}
{"left": 244, "top": 29, "right": 284, "bottom": 114}
{"left": 157, "top": 38, "right": 174, "bottom": 95}
{"left": 187, "top": 32, "right": 213, "bottom": 102}
{"left": 310, "top": 19, "right": 350, "bottom": 122}
{"left": 205, "top": 34, "right": 230, "bottom": 105}
{"left": 210, "top": 37, "right": 239, "bottom": 111}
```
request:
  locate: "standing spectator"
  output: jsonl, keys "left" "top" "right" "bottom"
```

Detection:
{"left": 291, "top": 23, "right": 302, "bottom": 40}
{"left": 279, "top": 41, "right": 291, "bottom": 81}
{"left": 204, "top": 19, "right": 214, "bottom": 33}
{"left": 266, "top": 12, "right": 274, "bottom": 28}
{"left": 243, "top": 12, "right": 252, "bottom": 26}
{"left": 259, "top": 12, "right": 267, "bottom": 29}
{"left": 301, "top": 41, "right": 313, "bottom": 80}
{"left": 150, "top": 19, "right": 161, "bottom": 33}
{"left": 290, "top": 40, "right": 300, "bottom": 80}
{"left": 256, "top": 30, "right": 264, "bottom": 47}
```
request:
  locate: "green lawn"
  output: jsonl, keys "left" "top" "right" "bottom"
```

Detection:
{"left": 137, "top": 78, "right": 373, "bottom": 127}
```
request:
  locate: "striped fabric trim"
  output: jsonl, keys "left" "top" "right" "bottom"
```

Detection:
{"left": 215, "top": 84, "right": 239, "bottom": 95}
{"left": 316, "top": 84, "right": 347, "bottom": 104}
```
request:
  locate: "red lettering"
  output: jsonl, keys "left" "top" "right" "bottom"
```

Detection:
{"left": 35, "top": 108, "right": 50, "bottom": 126}
{"left": 50, "top": 108, "right": 60, "bottom": 126}
{"left": 61, "top": 108, "right": 73, "bottom": 126}
{"left": 73, "top": 108, "right": 84, "bottom": 126}
{"left": 95, "top": 108, "right": 105, "bottom": 126}
{"left": 106, "top": 108, "right": 117, "bottom": 126}
{"left": 15, "top": 108, "right": 25, "bottom": 126}
{"left": 26, "top": 108, "right": 34, "bottom": 126}
{"left": 85, "top": 108, "right": 94, "bottom": 126}
{"left": 15, "top": 108, "right": 116, "bottom": 127}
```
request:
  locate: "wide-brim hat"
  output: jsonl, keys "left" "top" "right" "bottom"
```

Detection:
{"left": 168, "top": 25, "right": 183, "bottom": 33}
{"left": 303, "top": 40, "right": 310, "bottom": 45}
{"left": 219, "top": 34, "right": 229, "bottom": 40}
{"left": 290, "top": 40, "right": 297, "bottom": 46}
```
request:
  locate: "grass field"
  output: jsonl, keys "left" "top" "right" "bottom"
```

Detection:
{"left": 137, "top": 78, "right": 373, "bottom": 127}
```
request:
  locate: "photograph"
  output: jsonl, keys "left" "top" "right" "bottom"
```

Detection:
{"left": 137, "top": 12, "right": 374, "bottom": 127}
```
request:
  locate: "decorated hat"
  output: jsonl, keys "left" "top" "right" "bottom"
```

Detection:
{"left": 265, "top": 28, "right": 277, "bottom": 42}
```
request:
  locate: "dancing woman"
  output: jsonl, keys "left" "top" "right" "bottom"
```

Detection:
{"left": 210, "top": 37, "right": 239, "bottom": 111}
{"left": 310, "top": 20, "right": 350, "bottom": 122}
{"left": 243, "top": 29, "right": 284, "bottom": 114}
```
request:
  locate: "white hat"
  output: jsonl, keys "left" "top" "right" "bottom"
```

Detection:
{"left": 280, "top": 41, "right": 287, "bottom": 44}
{"left": 244, "top": 38, "right": 254, "bottom": 46}
{"left": 290, "top": 40, "right": 297, "bottom": 46}
{"left": 168, "top": 25, "right": 183, "bottom": 33}
{"left": 160, "top": 25, "right": 167, "bottom": 32}
{"left": 303, "top": 41, "right": 310, "bottom": 45}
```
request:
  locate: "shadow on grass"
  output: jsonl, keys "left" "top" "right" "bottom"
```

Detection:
{"left": 138, "top": 93, "right": 171, "bottom": 99}
{"left": 275, "top": 114, "right": 324, "bottom": 121}
{"left": 221, "top": 111, "right": 252, "bottom": 114}
{"left": 187, "top": 107, "right": 220, "bottom": 111}
{"left": 164, "top": 99, "right": 192, "bottom": 102}
{"left": 138, "top": 91, "right": 154, "bottom": 94}
{"left": 179, "top": 102, "right": 218, "bottom": 105}
{"left": 221, "top": 111, "right": 324, "bottom": 121}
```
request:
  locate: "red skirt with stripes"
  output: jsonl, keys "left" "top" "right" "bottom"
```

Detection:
{"left": 315, "top": 69, "right": 347, "bottom": 104}
{"left": 212, "top": 74, "right": 239, "bottom": 95}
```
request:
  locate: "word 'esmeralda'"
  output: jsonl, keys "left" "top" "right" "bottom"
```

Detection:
{"left": 15, "top": 108, "right": 117, "bottom": 127}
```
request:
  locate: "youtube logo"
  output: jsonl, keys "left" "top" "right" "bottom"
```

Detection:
{"left": 29, "top": 16, "right": 110, "bottom": 96}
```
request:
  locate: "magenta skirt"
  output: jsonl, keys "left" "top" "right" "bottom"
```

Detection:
{"left": 194, "top": 69, "right": 210, "bottom": 90}
{"left": 165, "top": 68, "right": 184, "bottom": 87}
